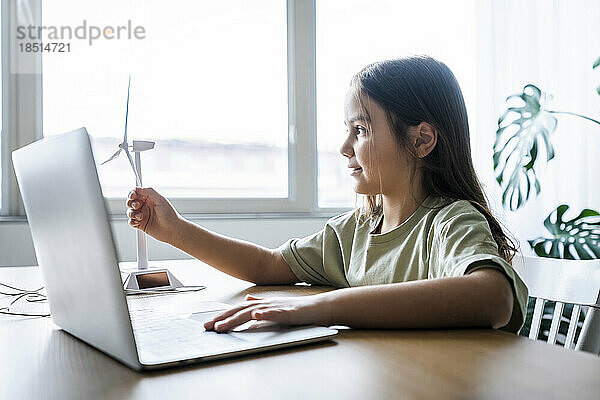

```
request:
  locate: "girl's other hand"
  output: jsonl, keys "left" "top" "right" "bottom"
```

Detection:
{"left": 204, "top": 294, "right": 331, "bottom": 332}
{"left": 126, "top": 187, "right": 182, "bottom": 244}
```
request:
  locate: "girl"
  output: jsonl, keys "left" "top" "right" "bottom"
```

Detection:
{"left": 126, "top": 56, "right": 528, "bottom": 334}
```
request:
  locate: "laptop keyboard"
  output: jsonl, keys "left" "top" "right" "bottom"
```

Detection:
{"left": 130, "top": 309, "right": 246, "bottom": 359}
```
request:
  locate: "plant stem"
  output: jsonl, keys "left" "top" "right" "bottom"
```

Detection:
{"left": 547, "top": 110, "right": 600, "bottom": 126}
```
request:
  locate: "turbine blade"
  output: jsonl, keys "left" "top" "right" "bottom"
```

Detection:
{"left": 124, "top": 147, "right": 142, "bottom": 186}
{"left": 123, "top": 75, "right": 131, "bottom": 144}
{"left": 100, "top": 148, "right": 122, "bottom": 165}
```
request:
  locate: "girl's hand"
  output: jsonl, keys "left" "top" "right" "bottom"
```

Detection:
{"left": 126, "top": 187, "right": 182, "bottom": 245}
{"left": 204, "top": 294, "right": 331, "bottom": 332}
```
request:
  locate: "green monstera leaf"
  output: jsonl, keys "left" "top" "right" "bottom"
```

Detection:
{"left": 494, "top": 84, "right": 558, "bottom": 211}
{"left": 528, "top": 205, "right": 600, "bottom": 259}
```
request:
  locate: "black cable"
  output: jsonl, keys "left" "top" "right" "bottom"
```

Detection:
{"left": 0, "top": 282, "right": 49, "bottom": 317}
{"left": 0, "top": 278, "right": 206, "bottom": 317}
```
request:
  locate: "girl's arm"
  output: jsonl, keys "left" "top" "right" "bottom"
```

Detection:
{"left": 204, "top": 267, "right": 514, "bottom": 331}
{"left": 320, "top": 268, "right": 513, "bottom": 329}
{"left": 127, "top": 187, "right": 298, "bottom": 285}
{"left": 173, "top": 218, "right": 298, "bottom": 285}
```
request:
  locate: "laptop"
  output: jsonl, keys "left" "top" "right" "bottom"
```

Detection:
{"left": 11, "top": 127, "right": 337, "bottom": 371}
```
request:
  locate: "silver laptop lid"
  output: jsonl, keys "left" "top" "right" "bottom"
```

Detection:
{"left": 12, "top": 128, "right": 140, "bottom": 369}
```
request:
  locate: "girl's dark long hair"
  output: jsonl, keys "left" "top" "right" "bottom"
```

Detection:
{"left": 352, "top": 55, "right": 518, "bottom": 263}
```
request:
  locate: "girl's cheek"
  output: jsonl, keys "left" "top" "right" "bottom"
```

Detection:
{"left": 355, "top": 144, "right": 367, "bottom": 165}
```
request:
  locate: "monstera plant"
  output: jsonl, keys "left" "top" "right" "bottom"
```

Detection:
{"left": 494, "top": 57, "right": 600, "bottom": 342}
{"left": 494, "top": 84, "right": 600, "bottom": 213}
{"left": 528, "top": 205, "right": 600, "bottom": 260}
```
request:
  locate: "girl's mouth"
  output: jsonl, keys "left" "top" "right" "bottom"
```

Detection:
{"left": 350, "top": 167, "right": 363, "bottom": 176}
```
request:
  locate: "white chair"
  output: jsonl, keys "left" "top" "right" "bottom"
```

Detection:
{"left": 512, "top": 255, "right": 600, "bottom": 354}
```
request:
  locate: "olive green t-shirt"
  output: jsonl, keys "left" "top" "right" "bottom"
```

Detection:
{"left": 278, "top": 196, "right": 528, "bottom": 334}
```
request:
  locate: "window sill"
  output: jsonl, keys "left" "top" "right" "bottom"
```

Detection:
{"left": 0, "top": 209, "right": 352, "bottom": 224}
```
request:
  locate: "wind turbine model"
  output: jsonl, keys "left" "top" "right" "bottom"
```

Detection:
{"left": 102, "top": 77, "right": 183, "bottom": 293}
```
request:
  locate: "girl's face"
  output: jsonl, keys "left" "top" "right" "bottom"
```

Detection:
{"left": 340, "top": 89, "right": 413, "bottom": 196}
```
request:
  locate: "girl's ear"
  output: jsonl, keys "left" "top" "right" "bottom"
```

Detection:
{"left": 413, "top": 122, "right": 437, "bottom": 158}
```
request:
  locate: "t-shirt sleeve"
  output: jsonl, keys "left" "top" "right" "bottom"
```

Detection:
{"left": 278, "top": 229, "right": 331, "bottom": 286}
{"left": 430, "top": 204, "right": 529, "bottom": 334}
{"left": 278, "top": 212, "right": 354, "bottom": 287}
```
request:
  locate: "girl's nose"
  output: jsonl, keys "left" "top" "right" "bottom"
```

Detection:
{"left": 339, "top": 135, "right": 354, "bottom": 158}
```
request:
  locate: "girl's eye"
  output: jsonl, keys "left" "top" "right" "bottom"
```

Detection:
{"left": 356, "top": 126, "right": 367, "bottom": 135}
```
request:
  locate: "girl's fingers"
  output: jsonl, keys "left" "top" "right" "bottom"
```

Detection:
{"left": 126, "top": 198, "right": 142, "bottom": 209}
{"left": 253, "top": 307, "right": 290, "bottom": 324}
{"left": 128, "top": 188, "right": 149, "bottom": 203}
{"left": 127, "top": 205, "right": 145, "bottom": 228}
{"left": 204, "top": 296, "right": 307, "bottom": 332}
{"left": 134, "top": 187, "right": 150, "bottom": 202}
{"left": 126, "top": 209, "right": 144, "bottom": 221}
{"left": 203, "top": 301, "right": 263, "bottom": 330}
{"left": 211, "top": 305, "right": 268, "bottom": 333}
{"left": 130, "top": 219, "right": 146, "bottom": 232}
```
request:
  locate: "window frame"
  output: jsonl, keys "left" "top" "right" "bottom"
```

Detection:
{"left": 1, "top": 0, "right": 43, "bottom": 216}
{"left": 1, "top": 0, "right": 351, "bottom": 217}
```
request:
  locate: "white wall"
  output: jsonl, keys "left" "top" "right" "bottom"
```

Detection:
{"left": 0, "top": 216, "right": 330, "bottom": 267}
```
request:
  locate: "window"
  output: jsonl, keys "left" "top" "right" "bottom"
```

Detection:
{"left": 42, "top": 0, "right": 288, "bottom": 200}
{"left": 316, "top": 0, "right": 478, "bottom": 208}
{"left": 0, "top": 0, "right": 484, "bottom": 216}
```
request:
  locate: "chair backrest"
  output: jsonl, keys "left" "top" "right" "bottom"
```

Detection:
{"left": 512, "top": 255, "right": 600, "bottom": 351}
